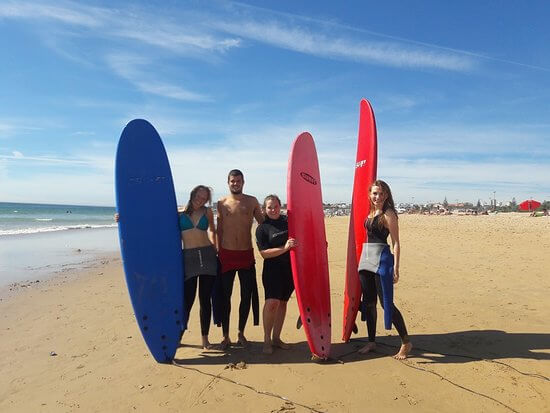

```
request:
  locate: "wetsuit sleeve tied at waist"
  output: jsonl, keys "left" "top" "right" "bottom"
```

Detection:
{"left": 358, "top": 243, "right": 392, "bottom": 274}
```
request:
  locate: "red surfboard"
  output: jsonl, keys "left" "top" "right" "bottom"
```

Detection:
{"left": 287, "top": 132, "right": 331, "bottom": 359}
{"left": 342, "top": 99, "right": 378, "bottom": 342}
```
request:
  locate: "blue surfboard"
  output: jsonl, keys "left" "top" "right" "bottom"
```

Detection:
{"left": 115, "top": 119, "right": 184, "bottom": 363}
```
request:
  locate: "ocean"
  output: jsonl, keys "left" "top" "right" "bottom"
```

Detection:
{"left": 0, "top": 202, "right": 117, "bottom": 236}
{"left": 0, "top": 202, "right": 120, "bottom": 287}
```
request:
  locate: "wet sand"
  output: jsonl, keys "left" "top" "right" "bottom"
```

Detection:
{"left": 0, "top": 227, "right": 118, "bottom": 285}
{"left": 1, "top": 214, "right": 549, "bottom": 412}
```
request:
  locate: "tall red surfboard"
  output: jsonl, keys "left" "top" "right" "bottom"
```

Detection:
{"left": 287, "top": 132, "right": 331, "bottom": 359}
{"left": 342, "top": 99, "right": 378, "bottom": 342}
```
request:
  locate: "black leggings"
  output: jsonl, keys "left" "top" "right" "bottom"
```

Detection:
{"left": 359, "top": 270, "right": 409, "bottom": 344}
{"left": 220, "top": 267, "right": 256, "bottom": 335}
{"left": 184, "top": 275, "right": 216, "bottom": 336}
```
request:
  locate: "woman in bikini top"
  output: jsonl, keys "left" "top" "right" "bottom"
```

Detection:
{"left": 179, "top": 187, "right": 215, "bottom": 250}
{"left": 178, "top": 185, "right": 217, "bottom": 350}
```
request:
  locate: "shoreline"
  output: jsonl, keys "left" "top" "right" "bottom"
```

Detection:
{"left": 0, "top": 226, "right": 119, "bottom": 287}
{"left": 0, "top": 251, "right": 120, "bottom": 302}
{"left": 1, "top": 214, "right": 549, "bottom": 412}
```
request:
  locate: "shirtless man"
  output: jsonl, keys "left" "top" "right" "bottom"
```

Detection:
{"left": 217, "top": 169, "right": 264, "bottom": 349}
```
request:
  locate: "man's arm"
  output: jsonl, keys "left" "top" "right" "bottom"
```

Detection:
{"left": 216, "top": 200, "right": 224, "bottom": 251}
{"left": 206, "top": 207, "right": 217, "bottom": 247}
{"left": 252, "top": 197, "right": 264, "bottom": 225}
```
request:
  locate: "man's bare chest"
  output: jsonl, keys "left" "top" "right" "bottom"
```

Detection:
{"left": 223, "top": 201, "right": 252, "bottom": 218}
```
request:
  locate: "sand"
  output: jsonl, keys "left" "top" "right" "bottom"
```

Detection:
{"left": 1, "top": 214, "right": 549, "bottom": 412}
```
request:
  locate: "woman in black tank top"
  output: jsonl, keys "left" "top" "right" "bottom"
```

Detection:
{"left": 358, "top": 180, "right": 412, "bottom": 360}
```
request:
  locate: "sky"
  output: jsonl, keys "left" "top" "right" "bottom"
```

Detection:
{"left": 1, "top": 0, "right": 549, "bottom": 206}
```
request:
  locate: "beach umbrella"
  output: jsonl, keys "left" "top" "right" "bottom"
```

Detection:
{"left": 518, "top": 199, "right": 541, "bottom": 211}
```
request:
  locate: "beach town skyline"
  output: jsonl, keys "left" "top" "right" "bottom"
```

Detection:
{"left": 1, "top": 192, "right": 549, "bottom": 210}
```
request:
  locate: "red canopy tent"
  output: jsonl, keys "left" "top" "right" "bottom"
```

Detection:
{"left": 518, "top": 199, "right": 541, "bottom": 212}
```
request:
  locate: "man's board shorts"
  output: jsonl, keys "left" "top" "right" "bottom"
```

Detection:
{"left": 218, "top": 247, "right": 255, "bottom": 273}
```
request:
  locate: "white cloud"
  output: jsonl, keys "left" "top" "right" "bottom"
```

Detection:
{"left": 135, "top": 81, "right": 210, "bottom": 102}
{"left": 0, "top": 120, "right": 43, "bottom": 138}
{"left": 2, "top": 1, "right": 477, "bottom": 72}
{"left": 105, "top": 54, "right": 211, "bottom": 102}
{"left": 0, "top": 1, "right": 103, "bottom": 27}
{"left": 2, "top": 119, "right": 549, "bottom": 205}
{"left": 73, "top": 131, "right": 96, "bottom": 136}
{"left": 213, "top": 19, "right": 475, "bottom": 71}
{"left": 377, "top": 95, "right": 422, "bottom": 112}
{"left": 0, "top": 153, "right": 90, "bottom": 165}
{"left": 0, "top": 123, "right": 16, "bottom": 136}
{"left": 111, "top": 24, "right": 241, "bottom": 55}
{"left": 1, "top": 1, "right": 241, "bottom": 55}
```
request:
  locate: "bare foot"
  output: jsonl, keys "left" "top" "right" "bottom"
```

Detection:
{"left": 202, "top": 337, "right": 212, "bottom": 350}
{"left": 237, "top": 332, "right": 249, "bottom": 348}
{"left": 358, "top": 342, "right": 376, "bottom": 354}
{"left": 394, "top": 342, "right": 412, "bottom": 360}
{"left": 272, "top": 339, "right": 290, "bottom": 349}
{"left": 263, "top": 341, "right": 273, "bottom": 354}
{"left": 220, "top": 337, "right": 231, "bottom": 351}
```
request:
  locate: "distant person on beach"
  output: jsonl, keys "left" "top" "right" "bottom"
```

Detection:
{"left": 217, "top": 169, "right": 264, "bottom": 349}
{"left": 255, "top": 194, "right": 297, "bottom": 354}
{"left": 530, "top": 208, "right": 548, "bottom": 217}
{"left": 357, "top": 180, "right": 412, "bottom": 360}
{"left": 178, "top": 185, "right": 217, "bottom": 349}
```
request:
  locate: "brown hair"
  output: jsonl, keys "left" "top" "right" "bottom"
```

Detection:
{"left": 368, "top": 180, "right": 398, "bottom": 229}
{"left": 183, "top": 185, "right": 212, "bottom": 215}
{"left": 262, "top": 194, "right": 282, "bottom": 217}
{"left": 263, "top": 194, "right": 281, "bottom": 209}
{"left": 227, "top": 169, "right": 244, "bottom": 182}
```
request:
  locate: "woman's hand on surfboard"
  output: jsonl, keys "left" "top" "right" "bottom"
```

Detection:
{"left": 114, "top": 213, "right": 119, "bottom": 223}
{"left": 285, "top": 238, "right": 297, "bottom": 250}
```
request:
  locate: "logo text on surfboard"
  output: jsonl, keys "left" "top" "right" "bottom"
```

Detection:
{"left": 300, "top": 172, "right": 317, "bottom": 185}
{"left": 355, "top": 160, "right": 366, "bottom": 169}
{"left": 128, "top": 176, "right": 167, "bottom": 185}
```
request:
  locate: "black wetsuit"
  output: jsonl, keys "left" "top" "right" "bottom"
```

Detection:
{"left": 255, "top": 215, "right": 295, "bottom": 301}
{"left": 359, "top": 214, "right": 409, "bottom": 343}
{"left": 184, "top": 274, "right": 216, "bottom": 336}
